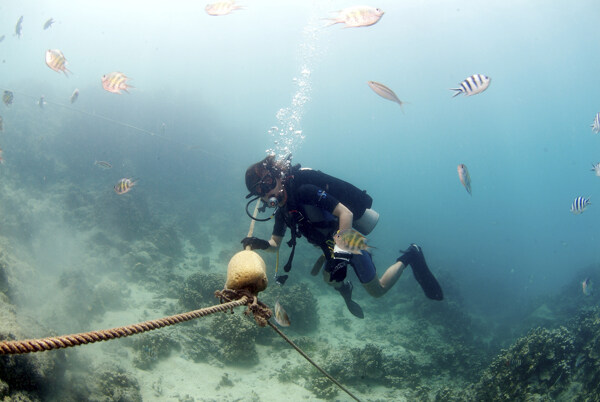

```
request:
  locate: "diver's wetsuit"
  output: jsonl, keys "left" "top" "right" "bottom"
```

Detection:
{"left": 272, "top": 166, "right": 375, "bottom": 283}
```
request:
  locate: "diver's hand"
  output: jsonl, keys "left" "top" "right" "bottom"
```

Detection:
{"left": 241, "top": 237, "right": 270, "bottom": 250}
{"left": 325, "top": 258, "right": 349, "bottom": 282}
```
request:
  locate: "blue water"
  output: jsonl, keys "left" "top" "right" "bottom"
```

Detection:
{"left": 2, "top": 0, "right": 600, "bottom": 399}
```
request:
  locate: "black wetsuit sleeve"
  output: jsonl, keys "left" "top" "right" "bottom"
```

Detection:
{"left": 296, "top": 184, "right": 340, "bottom": 213}
{"left": 272, "top": 209, "right": 287, "bottom": 237}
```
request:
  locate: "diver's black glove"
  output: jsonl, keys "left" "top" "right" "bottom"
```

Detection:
{"left": 325, "top": 258, "right": 349, "bottom": 282}
{"left": 241, "top": 237, "right": 270, "bottom": 250}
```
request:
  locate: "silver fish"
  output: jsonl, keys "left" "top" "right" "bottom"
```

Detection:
{"left": 274, "top": 300, "right": 290, "bottom": 327}
{"left": 451, "top": 74, "right": 491, "bottom": 97}
{"left": 367, "top": 81, "right": 406, "bottom": 111}
{"left": 70, "top": 88, "right": 79, "bottom": 104}
{"left": 457, "top": 164, "right": 472, "bottom": 195}
{"left": 591, "top": 113, "right": 600, "bottom": 134}
{"left": 43, "top": 18, "right": 55, "bottom": 30}
{"left": 94, "top": 160, "right": 112, "bottom": 169}
{"left": 591, "top": 162, "right": 600, "bottom": 177}
{"left": 570, "top": 196, "right": 590, "bottom": 215}
{"left": 15, "top": 16, "right": 23, "bottom": 38}
{"left": 0, "top": 35, "right": 5, "bottom": 43}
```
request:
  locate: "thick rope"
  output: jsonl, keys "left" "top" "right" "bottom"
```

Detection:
{"left": 0, "top": 295, "right": 249, "bottom": 355}
{"left": 267, "top": 321, "right": 362, "bottom": 402}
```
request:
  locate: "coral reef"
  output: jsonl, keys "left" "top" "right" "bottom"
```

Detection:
{"left": 179, "top": 272, "right": 226, "bottom": 310}
{"left": 208, "top": 312, "right": 263, "bottom": 365}
{"left": 474, "top": 326, "right": 574, "bottom": 400}
{"left": 130, "top": 331, "right": 181, "bottom": 370}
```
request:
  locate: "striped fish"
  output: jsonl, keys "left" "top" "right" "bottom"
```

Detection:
{"left": 457, "top": 164, "right": 472, "bottom": 195}
{"left": 367, "top": 81, "right": 406, "bottom": 111}
{"left": 114, "top": 178, "right": 137, "bottom": 195}
{"left": 326, "top": 6, "right": 384, "bottom": 28}
{"left": 570, "top": 196, "right": 591, "bottom": 215}
{"left": 45, "top": 49, "right": 71, "bottom": 76}
{"left": 451, "top": 74, "right": 491, "bottom": 97}
{"left": 101, "top": 72, "right": 133, "bottom": 94}
{"left": 205, "top": 0, "right": 242, "bottom": 16}
{"left": 334, "top": 229, "right": 373, "bottom": 254}
{"left": 591, "top": 113, "right": 600, "bottom": 134}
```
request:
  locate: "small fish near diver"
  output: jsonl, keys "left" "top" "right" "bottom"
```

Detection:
{"left": 205, "top": 0, "right": 243, "bottom": 16}
{"left": 457, "top": 164, "right": 472, "bottom": 195}
{"left": 0, "top": 116, "right": 3, "bottom": 131}
{"left": 94, "top": 160, "right": 112, "bottom": 170}
{"left": 15, "top": 16, "right": 23, "bottom": 38}
{"left": 274, "top": 300, "right": 290, "bottom": 327}
{"left": 582, "top": 277, "right": 593, "bottom": 296}
{"left": 45, "top": 49, "right": 71, "bottom": 76}
{"left": 570, "top": 196, "right": 591, "bottom": 215}
{"left": 101, "top": 72, "right": 133, "bottom": 94}
{"left": 367, "top": 81, "right": 407, "bottom": 112}
{"left": 325, "top": 6, "right": 384, "bottom": 28}
{"left": 451, "top": 74, "right": 491, "bottom": 97}
{"left": 2, "top": 91, "right": 14, "bottom": 107}
{"left": 591, "top": 113, "right": 600, "bottom": 134}
{"left": 70, "top": 88, "right": 79, "bottom": 104}
{"left": 114, "top": 177, "right": 137, "bottom": 195}
{"left": 38, "top": 95, "right": 46, "bottom": 108}
{"left": 334, "top": 229, "right": 374, "bottom": 254}
{"left": 0, "top": 146, "right": 4, "bottom": 164}
{"left": 43, "top": 18, "right": 55, "bottom": 30}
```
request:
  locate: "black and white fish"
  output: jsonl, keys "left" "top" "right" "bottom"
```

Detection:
{"left": 591, "top": 162, "right": 600, "bottom": 177}
{"left": 451, "top": 74, "right": 491, "bottom": 97}
{"left": 591, "top": 113, "right": 600, "bottom": 134}
{"left": 570, "top": 196, "right": 591, "bottom": 215}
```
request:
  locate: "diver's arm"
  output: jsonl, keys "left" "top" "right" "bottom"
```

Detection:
{"left": 332, "top": 203, "right": 353, "bottom": 232}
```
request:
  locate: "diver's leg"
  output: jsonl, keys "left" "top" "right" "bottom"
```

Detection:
{"left": 323, "top": 261, "right": 364, "bottom": 319}
{"left": 363, "top": 260, "right": 408, "bottom": 297}
{"left": 397, "top": 244, "right": 444, "bottom": 300}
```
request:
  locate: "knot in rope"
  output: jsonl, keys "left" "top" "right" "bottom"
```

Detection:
{"left": 215, "top": 288, "right": 272, "bottom": 327}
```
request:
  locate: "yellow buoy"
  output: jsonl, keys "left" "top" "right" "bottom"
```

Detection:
{"left": 225, "top": 250, "right": 268, "bottom": 295}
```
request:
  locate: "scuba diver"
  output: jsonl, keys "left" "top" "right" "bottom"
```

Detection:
{"left": 242, "top": 155, "right": 443, "bottom": 318}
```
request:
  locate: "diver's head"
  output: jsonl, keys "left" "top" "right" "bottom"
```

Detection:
{"left": 245, "top": 155, "right": 287, "bottom": 196}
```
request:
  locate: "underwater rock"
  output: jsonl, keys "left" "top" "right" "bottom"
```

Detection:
{"left": 61, "top": 364, "right": 142, "bottom": 402}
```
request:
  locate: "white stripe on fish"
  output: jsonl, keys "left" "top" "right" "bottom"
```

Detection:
{"left": 451, "top": 74, "right": 491, "bottom": 97}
